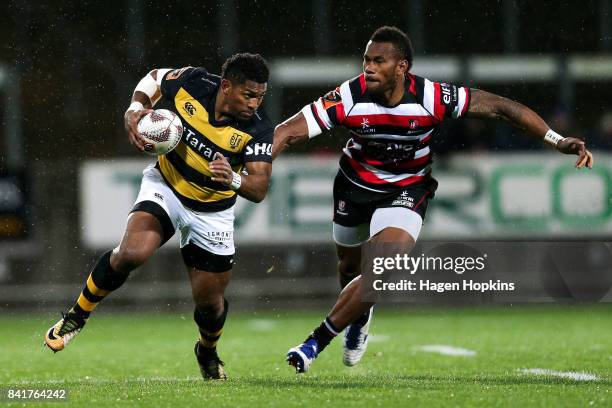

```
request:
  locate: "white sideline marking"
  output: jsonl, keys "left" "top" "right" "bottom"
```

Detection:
{"left": 368, "top": 334, "right": 390, "bottom": 343}
{"left": 415, "top": 344, "right": 477, "bottom": 357}
{"left": 246, "top": 319, "right": 276, "bottom": 331}
{"left": 518, "top": 368, "right": 601, "bottom": 381}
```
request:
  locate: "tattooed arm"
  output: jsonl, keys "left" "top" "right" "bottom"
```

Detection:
{"left": 466, "top": 89, "right": 593, "bottom": 169}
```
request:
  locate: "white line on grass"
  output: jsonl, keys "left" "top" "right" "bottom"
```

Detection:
{"left": 246, "top": 319, "right": 277, "bottom": 331}
{"left": 518, "top": 368, "right": 601, "bottom": 381}
{"left": 414, "top": 344, "right": 477, "bottom": 357}
{"left": 368, "top": 334, "right": 390, "bottom": 343}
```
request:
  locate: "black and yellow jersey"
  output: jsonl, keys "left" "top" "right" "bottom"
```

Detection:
{"left": 157, "top": 66, "right": 273, "bottom": 212}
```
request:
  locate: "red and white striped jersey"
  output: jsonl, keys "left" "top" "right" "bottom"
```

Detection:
{"left": 302, "top": 73, "right": 470, "bottom": 193}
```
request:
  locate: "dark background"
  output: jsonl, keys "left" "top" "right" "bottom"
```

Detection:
{"left": 0, "top": 1, "right": 611, "bottom": 310}
{"left": 2, "top": 0, "right": 611, "bottom": 162}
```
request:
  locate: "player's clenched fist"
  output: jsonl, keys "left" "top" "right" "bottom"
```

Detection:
{"left": 210, "top": 153, "right": 233, "bottom": 185}
{"left": 557, "top": 137, "right": 594, "bottom": 169}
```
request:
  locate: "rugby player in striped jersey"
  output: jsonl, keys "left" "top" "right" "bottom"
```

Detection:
{"left": 273, "top": 26, "right": 593, "bottom": 373}
{"left": 44, "top": 54, "right": 274, "bottom": 380}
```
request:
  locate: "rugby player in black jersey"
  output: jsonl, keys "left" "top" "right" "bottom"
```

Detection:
{"left": 44, "top": 54, "right": 274, "bottom": 380}
{"left": 273, "top": 26, "right": 593, "bottom": 373}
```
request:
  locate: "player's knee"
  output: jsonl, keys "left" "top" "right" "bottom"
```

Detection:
{"left": 338, "top": 252, "right": 360, "bottom": 278}
{"left": 195, "top": 297, "right": 225, "bottom": 319}
{"left": 111, "top": 246, "right": 151, "bottom": 272}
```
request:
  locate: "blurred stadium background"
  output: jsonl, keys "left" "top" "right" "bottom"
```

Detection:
{"left": 1, "top": 0, "right": 611, "bottom": 312}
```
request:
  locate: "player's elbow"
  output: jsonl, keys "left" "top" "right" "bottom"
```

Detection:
{"left": 273, "top": 123, "right": 291, "bottom": 146}
{"left": 274, "top": 123, "right": 305, "bottom": 147}
{"left": 248, "top": 181, "right": 270, "bottom": 203}
{"left": 250, "top": 189, "right": 267, "bottom": 203}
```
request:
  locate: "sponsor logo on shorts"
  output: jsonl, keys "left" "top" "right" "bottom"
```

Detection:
{"left": 392, "top": 191, "right": 414, "bottom": 208}
{"left": 154, "top": 193, "right": 164, "bottom": 201}
{"left": 336, "top": 199, "right": 348, "bottom": 216}
{"left": 203, "top": 231, "right": 233, "bottom": 242}
{"left": 209, "top": 241, "right": 231, "bottom": 249}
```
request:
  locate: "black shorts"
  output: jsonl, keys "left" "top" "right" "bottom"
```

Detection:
{"left": 332, "top": 172, "right": 438, "bottom": 228}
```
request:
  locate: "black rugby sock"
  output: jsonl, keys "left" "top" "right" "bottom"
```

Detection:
{"left": 71, "top": 250, "right": 129, "bottom": 319}
{"left": 353, "top": 309, "right": 371, "bottom": 326}
{"left": 194, "top": 299, "right": 229, "bottom": 352}
{"left": 309, "top": 317, "right": 339, "bottom": 353}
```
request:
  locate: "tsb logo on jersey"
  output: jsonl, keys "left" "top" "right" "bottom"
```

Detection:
{"left": 245, "top": 143, "right": 272, "bottom": 157}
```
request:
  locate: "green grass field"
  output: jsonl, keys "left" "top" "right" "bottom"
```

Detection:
{"left": 1, "top": 305, "right": 610, "bottom": 407}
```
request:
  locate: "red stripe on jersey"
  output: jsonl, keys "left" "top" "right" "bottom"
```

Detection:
{"left": 358, "top": 74, "right": 367, "bottom": 95}
{"left": 345, "top": 155, "right": 428, "bottom": 186}
{"left": 408, "top": 74, "right": 416, "bottom": 96}
{"left": 460, "top": 88, "right": 470, "bottom": 117}
{"left": 351, "top": 132, "right": 431, "bottom": 147}
{"left": 310, "top": 103, "right": 328, "bottom": 130}
{"left": 359, "top": 152, "right": 432, "bottom": 169}
{"left": 433, "top": 82, "right": 445, "bottom": 121}
{"left": 335, "top": 101, "right": 347, "bottom": 124}
{"left": 344, "top": 114, "right": 437, "bottom": 128}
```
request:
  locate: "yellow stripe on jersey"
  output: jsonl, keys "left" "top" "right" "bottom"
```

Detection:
{"left": 176, "top": 142, "right": 213, "bottom": 176}
{"left": 158, "top": 155, "right": 235, "bottom": 203}
{"left": 172, "top": 142, "right": 245, "bottom": 177}
{"left": 174, "top": 88, "right": 253, "bottom": 153}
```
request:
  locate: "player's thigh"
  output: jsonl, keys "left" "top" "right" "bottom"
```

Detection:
{"left": 111, "top": 211, "right": 165, "bottom": 270}
{"left": 112, "top": 165, "right": 182, "bottom": 270}
{"left": 131, "top": 164, "right": 181, "bottom": 245}
{"left": 370, "top": 180, "right": 435, "bottom": 244}
{"left": 183, "top": 244, "right": 233, "bottom": 305}
{"left": 370, "top": 207, "right": 421, "bottom": 244}
{"left": 332, "top": 175, "right": 372, "bottom": 248}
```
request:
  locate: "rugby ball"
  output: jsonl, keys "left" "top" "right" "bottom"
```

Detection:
{"left": 137, "top": 109, "right": 183, "bottom": 156}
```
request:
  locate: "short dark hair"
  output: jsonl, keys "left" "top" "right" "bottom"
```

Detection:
{"left": 370, "top": 26, "right": 414, "bottom": 68}
{"left": 221, "top": 53, "right": 269, "bottom": 84}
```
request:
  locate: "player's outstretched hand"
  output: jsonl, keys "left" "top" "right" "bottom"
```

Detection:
{"left": 124, "top": 108, "right": 152, "bottom": 151}
{"left": 210, "top": 153, "right": 233, "bottom": 185}
{"left": 557, "top": 137, "right": 594, "bottom": 169}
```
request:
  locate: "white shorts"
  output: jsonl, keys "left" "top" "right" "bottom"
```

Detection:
{"left": 133, "top": 165, "right": 235, "bottom": 256}
{"left": 332, "top": 207, "right": 423, "bottom": 247}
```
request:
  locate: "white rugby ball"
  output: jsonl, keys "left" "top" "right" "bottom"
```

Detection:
{"left": 137, "top": 109, "right": 183, "bottom": 156}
